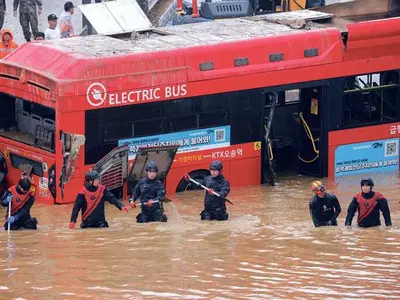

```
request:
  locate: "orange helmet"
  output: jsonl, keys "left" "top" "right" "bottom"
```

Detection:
{"left": 312, "top": 180, "right": 325, "bottom": 193}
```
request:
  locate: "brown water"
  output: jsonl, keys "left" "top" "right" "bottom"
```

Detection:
{"left": 1, "top": 175, "right": 399, "bottom": 299}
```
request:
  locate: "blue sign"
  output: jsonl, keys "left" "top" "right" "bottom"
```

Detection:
{"left": 118, "top": 126, "right": 231, "bottom": 159}
{"left": 335, "top": 138, "right": 399, "bottom": 178}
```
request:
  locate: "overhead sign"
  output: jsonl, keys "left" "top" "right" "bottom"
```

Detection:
{"left": 335, "top": 138, "right": 399, "bottom": 177}
{"left": 118, "top": 126, "right": 231, "bottom": 159}
{"left": 86, "top": 82, "right": 187, "bottom": 107}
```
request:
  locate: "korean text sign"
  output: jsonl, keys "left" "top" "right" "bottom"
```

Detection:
{"left": 118, "top": 126, "right": 231, "bottom": 159}
{"left": 335, "top": 138, "right": 399, "bottom": 177}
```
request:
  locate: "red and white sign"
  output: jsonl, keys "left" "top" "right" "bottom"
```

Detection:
{"left": 86, "top": 82, "right": 187, "bottom": 107}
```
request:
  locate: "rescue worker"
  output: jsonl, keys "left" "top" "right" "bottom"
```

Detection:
{"left": 20, "top": 164, "right": 35, "bottom": 187}
{"left": 309, "top": 180, "right": 341, "bottom": 227}
{"left": 129, "top": 161, "right": 167, "bottom": 223}
{"left": 0, "top": 29, "right": 18, "bottom": 59}
{"left": 1, "top": 178, "right": 37, "bottom": 230}
{"left": 13, "top": 0, "right": 43, "bottom": 42}
{"left": 69, "top": 170, "right": 128, "bottom": 229}
{"left": 345, "top": 178, "right": 392, "bottom": 228}
{"left": 200, "top": 160, "right": 230, "bottom": 221}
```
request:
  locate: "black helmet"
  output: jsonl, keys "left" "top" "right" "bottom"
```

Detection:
{"left": 85, "top": 170, "right": 100, "bottom": 181}
{"left": 145, "top": 161, "right": 158, "bottom": 172}
{"left": 361, "top": 178, "right": 374, "bottom": 187}
{"left": 19, "top": 178, "right": 31, "bottom": 191}
{"left": 210, "top": 160, "right": 223, "bottom": 171}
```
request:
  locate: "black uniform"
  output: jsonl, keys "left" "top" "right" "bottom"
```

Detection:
{"left": 345, "top": 191, "right": 391, "bottom": 228}
{"left": 309, "top": 193, "right": 341, "bottom": 227}
{"left": 132, "top": 177, "right": 167, "bottom": 223}
{"left": 1, "top": 186, "right": 37, "bottom": 230}
{"left": 70, "top": 183, "right": 125, "bottom": 228}
{"left": 200, "top": 174, "right": 230, "bottom": 221}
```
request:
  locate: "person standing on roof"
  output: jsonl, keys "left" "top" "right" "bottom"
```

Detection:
{"left": 200, "top": 160, "right": 230, "bottom": 221}
{"left": 13, "top": 0, "right": 42, "bottom": 42}
{"left": 345, "top": 178, "right": 392, "bottom": 228}
{"left": 129, "top": 161, "right": 168, "bottom": 223}
{"left": 45, "top": 14, "right": 61, "bottom": 40}
{"left": 0, "top": 29, "right": 18, "bottom": 59}
{"left": 309, "top": 180, "right": 341, "bottom": 227}
{"left": 60, "top": 2, "right": 75, "bottom": 38}
{"left": 1, "top": 178, "right": 38, "bottom": 230}
{"left": 69, "top": 170, "right": 129, "bottom": 229}
{"left": 33, "top": 31, "right": 44, "bottom": 40}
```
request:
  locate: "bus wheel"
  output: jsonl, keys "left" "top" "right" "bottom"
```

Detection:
{"left": 175, "top": 169, "right": 210, "bottom": 193}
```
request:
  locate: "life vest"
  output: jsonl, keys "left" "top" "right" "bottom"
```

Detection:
{"left": 79, "top": 185, "right": 105, "bottom": 221}
{"left": 355, "top": 192, "right": 383, "bottom": 224}
{"left": 6, "top": 185, "right": 35, "bottom": 217}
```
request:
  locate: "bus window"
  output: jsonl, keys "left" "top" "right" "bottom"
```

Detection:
{"left": 0, "top": 92, "right": 55, "bottom": 152}
{"left": 85, "top": 93, "right": 236, "bottom": 165}
{"left": 342, "top": 70, "right": 400, "bottom": 127}
{"left": 9, "top": 153, "right": 43, "bottom": 177}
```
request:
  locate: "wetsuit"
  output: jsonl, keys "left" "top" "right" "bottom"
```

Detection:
{"left": 70, "top": 183, "right": 125, "bottom": 228}
{"left": 309, "top": 193, "right": 341, "bottom": 227}
{"left": 200, "top": 174, "right": 230, "bottom": 221}
{"left": 1, "top": 185, "right": 37, "bottom": 230}
{"left": 345, "top": 191, "right": 391, "bottom": 228}
{"left": 131, "top": 177, "right": 167, "bottom": 223}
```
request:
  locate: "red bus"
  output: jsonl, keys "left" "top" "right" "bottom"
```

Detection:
{"left": 0, "top": 10, "right": 399, "bottom": 204}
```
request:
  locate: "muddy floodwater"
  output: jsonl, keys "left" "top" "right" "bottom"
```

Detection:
{"left": 0, "top": 175, "right": 399, "bottom": 299}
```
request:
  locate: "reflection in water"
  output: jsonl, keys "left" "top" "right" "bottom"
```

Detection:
{"left": 0, "top": 175, "right": 399, "bottom": 299}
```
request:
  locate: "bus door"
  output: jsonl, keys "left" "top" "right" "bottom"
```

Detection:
{"left": 297, "top": 86, "right": 326, "bottom": 177}
{"left": 93, "top": 145, "right": 129, "bottom": 199}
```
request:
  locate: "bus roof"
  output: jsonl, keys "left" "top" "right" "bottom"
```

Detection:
{"left": 1, "top": 9, "right": 400, "bottom": 84}
{"left": 1, "top": 11, "right": 331, "bottom": 74}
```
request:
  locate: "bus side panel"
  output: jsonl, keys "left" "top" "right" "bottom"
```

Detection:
{"left": 56, "top": 111, "right": 86, "bottom": 204}
{"left": 0, "top": 137, "right": 55, "bottom": 205}
{"left": 328, "top": 122, "right": 400, "bottom": 178}
{"left": 229, "top": 157, "right": 261, "bottom": 188}
{"left": 165, "top": 142, "right": 261, "bottom": 196}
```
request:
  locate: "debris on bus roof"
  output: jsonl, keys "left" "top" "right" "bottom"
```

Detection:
{"left": 78, "top": 0, "right": 152, "bottom": 35}
{"left": 263, "top": 9, "right": 333, "bottom": 23}
{"left": 8, "top": 11, "right": 335, "bottom": 58}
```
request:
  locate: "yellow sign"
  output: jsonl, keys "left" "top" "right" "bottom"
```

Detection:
{"left": 254, "top": 141, "right": 261, "bottom": 150}
{"left": 311, "top": 98, "right": 319, "bottom": 115}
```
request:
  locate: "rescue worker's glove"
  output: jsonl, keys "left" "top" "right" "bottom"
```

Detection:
{"left": 208, "top": 188, "right": 215, "bottom": 195}
{"left": 7, "top": 216, "right": 17, "bottom": 224}
{"left": 5, "top": 194, "right": 13, "bottom": 204}
{"left": 146, "top": 200, "right": 154, "bottom": 207}
{"left": 129, "top": 200, "right": 136, "bottom": 208}
{"left": 69, "top": 222, "right": 76, "bottom": 229}
{"left": 121, "top": 206, "right": 129, "bottom": 213}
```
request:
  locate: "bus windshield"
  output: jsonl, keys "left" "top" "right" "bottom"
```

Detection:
{"left": 0, "top": 92, "right": 55, "bottom": 152}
